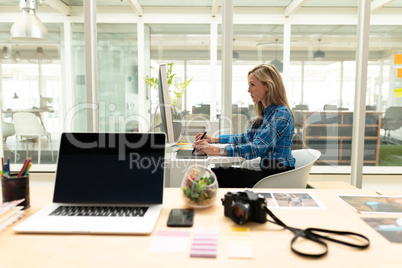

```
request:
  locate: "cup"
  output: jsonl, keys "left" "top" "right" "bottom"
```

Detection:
{"left": 1, "top": 173, "right": 30, "bottom": 209}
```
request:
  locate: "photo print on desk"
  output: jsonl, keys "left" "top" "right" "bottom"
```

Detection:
{"left": 255, "top": 191, "right": 325, "bottom": 209}
{"left": 361, "top": 217, "right": 402, "bottom": 243}
{"left": 338, "top": 195, "right": 402, "bottom": 214}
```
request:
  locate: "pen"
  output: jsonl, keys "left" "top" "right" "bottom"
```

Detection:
{"left": 18, "top": 158, "right": 31, "bottom": 177}
{"left": 192, "top": 132, "right": 207, "bottom": 154}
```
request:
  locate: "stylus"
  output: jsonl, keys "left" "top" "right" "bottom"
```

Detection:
{"left": 192, "top": 132, "right": 207, "bottom": 155}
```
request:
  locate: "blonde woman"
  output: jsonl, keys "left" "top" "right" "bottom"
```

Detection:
{"left": 193, "top": 64, "right": 295, "bottom": 188}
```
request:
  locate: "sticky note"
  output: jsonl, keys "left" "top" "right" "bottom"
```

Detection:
{"left": 398, "top": 69, "right": 402, "bottom": 78}
{"left": 228, "top": 226, "right": 250, "bottom": 236}
{"left": 228, "top": 239, "right": 254, "bottom": 259}
{"left": 395, "top": 54, "right": 402, "bottom": 64}
{"left": 148, "top": 230, "right": 190, "bottom": 253}
{"left": 227, "top": 226, "right": 254, "bottom": 259}
{"left": 394, "top": 88, "right": 402, "bottom": 98}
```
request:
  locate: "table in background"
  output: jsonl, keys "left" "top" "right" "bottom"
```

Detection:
{"left": 2, "top": 108, "right": 54, "bottom": 130}
{"left": 1, "top": 186, "right": 402, "bottom": 267}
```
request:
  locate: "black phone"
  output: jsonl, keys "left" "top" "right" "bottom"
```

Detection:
{"left": 167, "top": 208, "right": 195, "bottom": 227}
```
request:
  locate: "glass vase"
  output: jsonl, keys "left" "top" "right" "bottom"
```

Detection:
{"left": 181, "top": 165, "right": 219, "bottom": 208}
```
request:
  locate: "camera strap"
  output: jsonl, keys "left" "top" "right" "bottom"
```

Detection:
{"left": 263, "top": 207, "right": 370, "bottom": 258}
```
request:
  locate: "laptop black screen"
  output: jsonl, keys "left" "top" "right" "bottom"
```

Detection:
{"left": 53, "top": 133, "right": 165, "bottom": 204}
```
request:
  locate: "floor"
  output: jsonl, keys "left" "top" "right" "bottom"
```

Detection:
{"left": 3, "top": 133, "right": 60, "bottom": 164}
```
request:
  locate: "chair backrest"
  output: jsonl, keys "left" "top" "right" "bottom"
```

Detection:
{"left": 252, "top": 149, "right": 321, "bottom": 188}
{"left": 383, "top": 107, "right": 402, "bottom": 120}
{"left": 293, "top": 104, "right": 309, "bottom": 111}
{"left": 2, "top": 121, "right": 15, "bottom": 138}
{"left": 323, "top": 104, "right": 337, "bottom": 110}
{"left": 13, "top": 112, "right": 47, "bottom": 136}
{"left": 232, "top": 113, "right": 249, "bottom": 134}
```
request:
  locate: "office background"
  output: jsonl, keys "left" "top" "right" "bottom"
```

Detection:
{"left": 0, "top": 1, "right": 401, "bottom": 188}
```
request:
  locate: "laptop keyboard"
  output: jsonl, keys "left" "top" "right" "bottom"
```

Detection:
{"left": 49, "top": 206, "right": 148, "bottom": 217}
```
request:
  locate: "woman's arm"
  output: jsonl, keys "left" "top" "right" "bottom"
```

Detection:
{"left": 225, "top": 108, "right": 293, "bottom": 159}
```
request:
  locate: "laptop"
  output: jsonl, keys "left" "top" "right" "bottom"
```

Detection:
{"left": 14, "top": 132, "right": 166, "bottom": 234}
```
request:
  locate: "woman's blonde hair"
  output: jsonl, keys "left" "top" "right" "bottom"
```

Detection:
{"left": 248, "top": 64, "right": 293, "bottom": 128}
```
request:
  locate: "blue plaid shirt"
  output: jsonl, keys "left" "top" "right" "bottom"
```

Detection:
{"left": 220, "top": 104, "right": 295, "bottom": 169}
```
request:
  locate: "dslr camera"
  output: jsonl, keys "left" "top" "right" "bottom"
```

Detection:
{"left": 221, "top": 190, "right": 267, "bottom": 224}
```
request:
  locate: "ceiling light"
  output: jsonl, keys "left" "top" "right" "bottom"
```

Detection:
{"left": 10, "top": 0, "right": 48, "bottom": 41}
{"left": 2, "top": 47, "right": 10, "bottom": 59}
{"left": 233, "top": 50, "right": 239, "bottom": 59}
{"left": 314, "top": 39, "right": 325, "bottom": 60}
{"left": 270, "top": 59, "right": 283, "bottom": 73}
{"left": 270, "top": 39, "right": 283, "bottom": 72}
{"left": 13, "top": 47, "right": 22, "bottom": 62}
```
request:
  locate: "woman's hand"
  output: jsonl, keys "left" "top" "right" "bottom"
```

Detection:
{"left": 193, "top": 139, "right": 220, "bottom": 156}
{"left": 194, "top": 133, "right": 218, "bottom": 143}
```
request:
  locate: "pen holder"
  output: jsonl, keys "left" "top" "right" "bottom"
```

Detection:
{"left": 1, "top": 173, "right": 30, "bottom": 210}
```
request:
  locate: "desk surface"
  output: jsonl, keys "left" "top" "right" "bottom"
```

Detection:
{"left": 1, "top": 186, "right": 402, "bottom": 267}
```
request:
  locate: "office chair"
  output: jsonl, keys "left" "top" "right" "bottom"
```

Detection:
{"left": 323, "top": 104, "right": 337, "bottom": 111}
{"left": 293, "top": 104, "right": 309, "bottom": 111}
{"left": 381, "top": 107, "right": 402, "bottom": 144}
{"left": 13, "top": 112, "right": 54, "bottom": 164}
{"left": 240, "top": 149, "right": 321, "bottom": 188}
{"left": 2, "top": 121, "right": 15, "bottom": 141}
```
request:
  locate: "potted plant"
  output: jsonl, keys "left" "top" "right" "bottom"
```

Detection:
{"left": 143, "top": 62, "right": 192, "bottom": 111}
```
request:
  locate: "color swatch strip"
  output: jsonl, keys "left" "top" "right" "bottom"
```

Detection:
{"left": 190, "top": 228, "right": 218, "bottom": 258}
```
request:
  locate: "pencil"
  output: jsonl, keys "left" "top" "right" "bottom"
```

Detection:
{"left": 192, "top": 132, "right": 207, "bottom": 155}
{"left": 25, "top": 163, "right": 33, "bottom": 175}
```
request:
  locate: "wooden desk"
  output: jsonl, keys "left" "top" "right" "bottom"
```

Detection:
{"left": 1, "top": 186, "right": 402, "bottom": 267}
{"left": 307, "top": 181, "right": 358, "bottom": 189}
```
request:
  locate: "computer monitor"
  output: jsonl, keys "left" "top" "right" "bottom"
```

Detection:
{"left": 158, "top": 63, "right": 175, "bottom": 144}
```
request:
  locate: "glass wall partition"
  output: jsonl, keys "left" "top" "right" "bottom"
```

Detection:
{"left": 97, "top": 24, "right": 139, "bottom": 133}
{"left": 1, "top": 23, "right": 63, "bottom": 165}
{"left": 71, "top": 23, "right": 139, "bottom": 133}
{"left": 366, "top": 25, "right": 402, "bottom": 168}
{"left": 289, "top": 25, "right": 358, "bottom": 167}
{"left": 147, "top": 23, "right": 215, "bottom": 141}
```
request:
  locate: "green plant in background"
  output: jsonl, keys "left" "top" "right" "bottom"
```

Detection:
{"left": 143, "top": 62, "right": 193, "bottom": 107}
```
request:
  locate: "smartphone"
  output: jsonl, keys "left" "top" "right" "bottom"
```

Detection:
{"left": 167, "top": 208, "right": 195, "bottom": 227}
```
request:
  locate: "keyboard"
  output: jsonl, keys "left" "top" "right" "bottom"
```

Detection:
{"left": 49, "top": 206, "right": 148, "bottom": 217}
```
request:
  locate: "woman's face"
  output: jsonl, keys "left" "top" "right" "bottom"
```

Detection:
{"left": 248, "top": 73, "right": 268, "bottom": 106}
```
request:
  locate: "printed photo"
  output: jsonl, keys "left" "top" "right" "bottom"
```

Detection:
{"left": 257, "top": 192, "right": 277, "bottom": 207}
{"left": 338, "top": 195, "right": 402, "bottom": 213}
{"left": 273, "top": 193, "right": 320, "bottom": 208}
{"left": 362, "top": 217, "right": 402, "bottom": 243}
{"left": 255, "top": 192, "right": 324, "bottom": 209}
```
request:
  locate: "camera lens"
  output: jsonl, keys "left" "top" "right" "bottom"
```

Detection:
{"left": 229, "top": 201, "right": 252, "bottom": 225}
